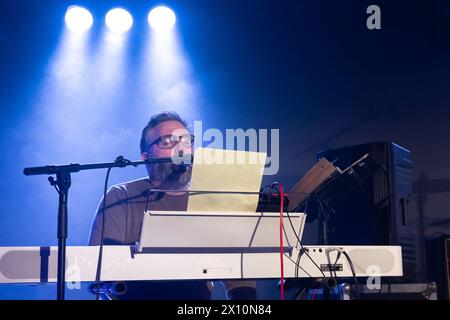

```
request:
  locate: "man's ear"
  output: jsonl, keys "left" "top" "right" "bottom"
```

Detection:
{"left": 141, "top": 152, "right": 148, "bottom": 160}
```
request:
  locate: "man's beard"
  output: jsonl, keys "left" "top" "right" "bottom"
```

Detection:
{"left": 148, "top": 162, "right": 192, "bottom": 190}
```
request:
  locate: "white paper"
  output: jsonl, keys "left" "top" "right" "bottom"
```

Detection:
{"left": 187, "top": 148, "right": 267, "bottom": 212}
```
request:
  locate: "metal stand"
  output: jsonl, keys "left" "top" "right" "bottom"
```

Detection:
{"left": 317, "top": 196, "right": 331, "bottom": 246}
{"left": 23, "top": 155, "right": 190, "bottom": 300}
{"left": 49, "top": 172, "right": 71, "bottom": 300}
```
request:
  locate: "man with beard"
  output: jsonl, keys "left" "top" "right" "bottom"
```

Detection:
{"left": 88, "top": 111, "right": 257, "bottom": 300}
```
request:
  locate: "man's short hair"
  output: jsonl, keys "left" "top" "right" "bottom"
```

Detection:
{"left": 140, "top": 111, "right": 188, "bottom": 153}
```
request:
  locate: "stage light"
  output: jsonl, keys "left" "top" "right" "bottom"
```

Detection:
{"left": 105, "top": 8, "right": 133, "bottom": 33}
{"left": 140, "top": 4, "right": 198, "bottom": 118}
{"left": 148, "top": 6, "right": 176, "bottom": 31}
{"left": 65, "top": 6, "right": 93, "bottom": 32}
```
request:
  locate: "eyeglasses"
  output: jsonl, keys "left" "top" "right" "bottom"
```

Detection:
{"left": 148, "top": 134, "right": 194, "bottom": 150}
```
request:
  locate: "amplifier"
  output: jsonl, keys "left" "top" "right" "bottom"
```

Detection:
{"left": 316, "top": 142, "right": 418, "bottom": 281}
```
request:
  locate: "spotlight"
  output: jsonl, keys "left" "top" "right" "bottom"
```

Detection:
{"left": 65, "top": 6, "right": 93, "bottom": 32}
{"left": 105, "top": 8, "right": 133, "bottom": 33}
{"left": 148, "top": 6, "right": 176, "bottom": 31}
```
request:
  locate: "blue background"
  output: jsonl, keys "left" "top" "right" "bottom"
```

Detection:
{"left": 1, "top": 0, "right": 449, "bottom": 299}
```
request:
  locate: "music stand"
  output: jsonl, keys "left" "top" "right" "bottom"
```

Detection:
{"left": 288, "top": 153, "right": 379, "bottom": 244}
{"left": 135, "top": 211, "right": 307, "bottom": 256}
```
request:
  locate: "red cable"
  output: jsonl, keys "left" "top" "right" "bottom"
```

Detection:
{"left": 279, "top": 183, "right": 285, "bottom": 300}
{"left": 311, "top": 289, "right": 319, "bottom": 300}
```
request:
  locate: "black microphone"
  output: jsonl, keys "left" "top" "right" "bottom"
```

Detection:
{"left": 173, "top": 151, "right": 193, "bottom": 173}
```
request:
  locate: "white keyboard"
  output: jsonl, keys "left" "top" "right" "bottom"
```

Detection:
{"left": 0, "top": 245, "right": 402, "bottom": 284}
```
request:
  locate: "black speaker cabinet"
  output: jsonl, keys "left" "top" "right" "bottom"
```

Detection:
{"left": 316, "top": 142, "right": 417, "bottom": 281}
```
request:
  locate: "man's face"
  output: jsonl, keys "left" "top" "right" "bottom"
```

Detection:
{"left": 142, "top": 120, "right": 192, "bottom": 159}
{"left": 141, "top": 120, "right": 192, "bottom": 188}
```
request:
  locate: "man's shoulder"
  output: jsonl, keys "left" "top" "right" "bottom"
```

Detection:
{"left": 110, "top": 177, "right": 150, "bottom": 195}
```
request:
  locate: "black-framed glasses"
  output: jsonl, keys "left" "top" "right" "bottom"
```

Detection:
{"left": 148, "top": 134, "right": 194, "bottom": 150}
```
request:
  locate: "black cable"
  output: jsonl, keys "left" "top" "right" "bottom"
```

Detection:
{"left": 293, "top": 286, "right": 307, "bottom": 300}
{"left": 93, "top": 156, "right": 134, "bottom": 300}
{"left": 295, "top": 243, "right": 301, "bottom": 278}
{"left": 325, "top": 250, "right": 341, "bottom": 300}
{"left": 386, "top": 277, "right": 392, "bottom": 300}
{"left": 283, "top": 187, "right": 360, "bottom": 300}
{"left": 285, "top": 211, "right": 327, "bottom": 278}
{"left": 269, "top": 182, "right": 327, "bottom": 279}
{"left": 377, "top": 277, "right": 384, "bottom": 297}
{"left": 314, "top": 196, "right": 340, "bottom": 290}
{"left": 94, "top": 166, "right": 112, "bottom": 300}
{"left": 331, "top": 253, "right": 342, "bottom": 299}
{"left": 317, "top": 197, "right": 342, "bottom": 299}
{"left": 265, "top": 182, "right": 327, "bottom": 299}
{"left": 282, "top": 253, "right": 314, "bottom": 278}
{"left": 341, "top": 251, "right": 360, "bottom": 300}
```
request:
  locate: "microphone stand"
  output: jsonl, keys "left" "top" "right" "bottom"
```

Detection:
{"left": 23, "top": 156, "right": 181, "bottom": 300}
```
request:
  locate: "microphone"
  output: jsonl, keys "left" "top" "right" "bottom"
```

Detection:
{"left": 172, "top": 151, "right": 193, "bottom": 173}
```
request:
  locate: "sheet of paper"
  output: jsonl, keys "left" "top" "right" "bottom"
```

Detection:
{"left": 187, "top": 148, "right": 267, "bottom": 212}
